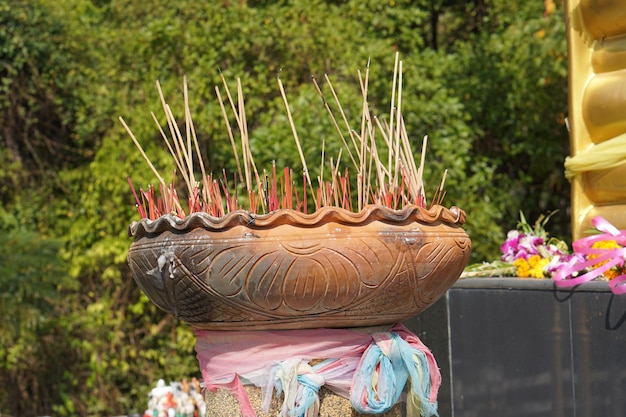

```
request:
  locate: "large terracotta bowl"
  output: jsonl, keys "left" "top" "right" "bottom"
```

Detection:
{"left": 127, "top": 204, "right": 471, "bottom": 330}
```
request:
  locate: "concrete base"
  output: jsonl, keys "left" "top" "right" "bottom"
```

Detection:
{"left": 205, "top": 384, "right": 404, "bottom": 417}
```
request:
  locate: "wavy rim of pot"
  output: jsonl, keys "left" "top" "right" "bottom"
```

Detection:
{"left": 128, "top": 203, "right": 467, "bottom": 239}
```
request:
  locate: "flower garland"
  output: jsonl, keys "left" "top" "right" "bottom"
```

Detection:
{"left": 462, "top": 212, "right": 626, "bottom": 294}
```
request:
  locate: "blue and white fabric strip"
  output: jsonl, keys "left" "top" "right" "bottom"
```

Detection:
{"left": 350, "top": 332, "right": 438, "bottom": 416}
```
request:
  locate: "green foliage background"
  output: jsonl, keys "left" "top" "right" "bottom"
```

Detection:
{"left": 0, "top": 0, "right": 569, "bottom": 414}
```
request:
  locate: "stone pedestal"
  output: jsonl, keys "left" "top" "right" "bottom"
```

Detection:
{"left": 205, "top": 384, "right": 403, "bottom": 417}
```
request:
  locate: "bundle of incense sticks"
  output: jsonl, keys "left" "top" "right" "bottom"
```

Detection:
{"left": 122, "top": 54, "right": 447, "bottom": 220}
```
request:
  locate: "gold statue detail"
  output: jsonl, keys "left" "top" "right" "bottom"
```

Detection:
{"left": 566, "top": 0, "right": 626, "bottom": 238}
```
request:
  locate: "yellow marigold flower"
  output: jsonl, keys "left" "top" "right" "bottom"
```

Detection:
{"left": 528, "top": 255, "right": 549, "bottom": 279}
{"left": 591, "top": 240, "right": 620, "bottom": 250}
{"left": 518, "top": 255, "right": 550, "bottom": 278}
{"left": 514, "top": 257, "right": 531, "bottom": 278}
{"left": 605, "top": 269, "right": 620, "bottom": 280}
{"left": 528, "top": 255, "right": 540, "bottom": 267}
{"left": 589, "top": 240, "right": 624, "bottom": 280}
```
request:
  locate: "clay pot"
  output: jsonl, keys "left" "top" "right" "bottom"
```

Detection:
{"left": 127, "top": 204, "right": 471, "bottom": 330}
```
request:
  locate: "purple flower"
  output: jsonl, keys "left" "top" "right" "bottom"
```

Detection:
{"left": 501, "top": 231, "right": 546, "bottom": 262}
{"left": 501, "top": 230, "right": 521, "bottom": 262}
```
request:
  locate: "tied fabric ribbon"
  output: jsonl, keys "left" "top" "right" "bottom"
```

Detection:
{"left": 553, "top": 216, "right": 626, "bottom": 294}
{"left": 292, "top": 362, "right": 325, "bottom": 417}
{"left": 195, "top": 323, "right": 440, "bottom": 417}
{"left": 262, "top": 359, "right": 325, "bottom": 417}
{"left": 350, "top": 332, "right": 439, "bottom": 416}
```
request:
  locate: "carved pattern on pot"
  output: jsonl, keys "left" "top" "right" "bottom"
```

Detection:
{"left": 128, "top": 204, "right": 471, "bottom": 330}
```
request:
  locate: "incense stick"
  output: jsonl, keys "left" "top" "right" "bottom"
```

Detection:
{"left": 277, "top": 72, "right": 318, "bottom": 209}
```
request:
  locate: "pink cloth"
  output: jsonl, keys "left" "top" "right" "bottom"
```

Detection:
{"left": 194, "top": 323, "right": 440, "bottom": 417}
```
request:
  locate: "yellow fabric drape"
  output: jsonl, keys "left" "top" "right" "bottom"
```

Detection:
{"left": 565, "top": 131, "right": 626, "bottom": 179}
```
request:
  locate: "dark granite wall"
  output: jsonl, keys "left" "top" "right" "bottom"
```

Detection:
{"left": 405, "top": 278, "right": 626, "bottom": 417}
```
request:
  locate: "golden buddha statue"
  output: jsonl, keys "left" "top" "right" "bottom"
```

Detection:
{"left": 566, "top": 0, "right": 626, "bottom": 238}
